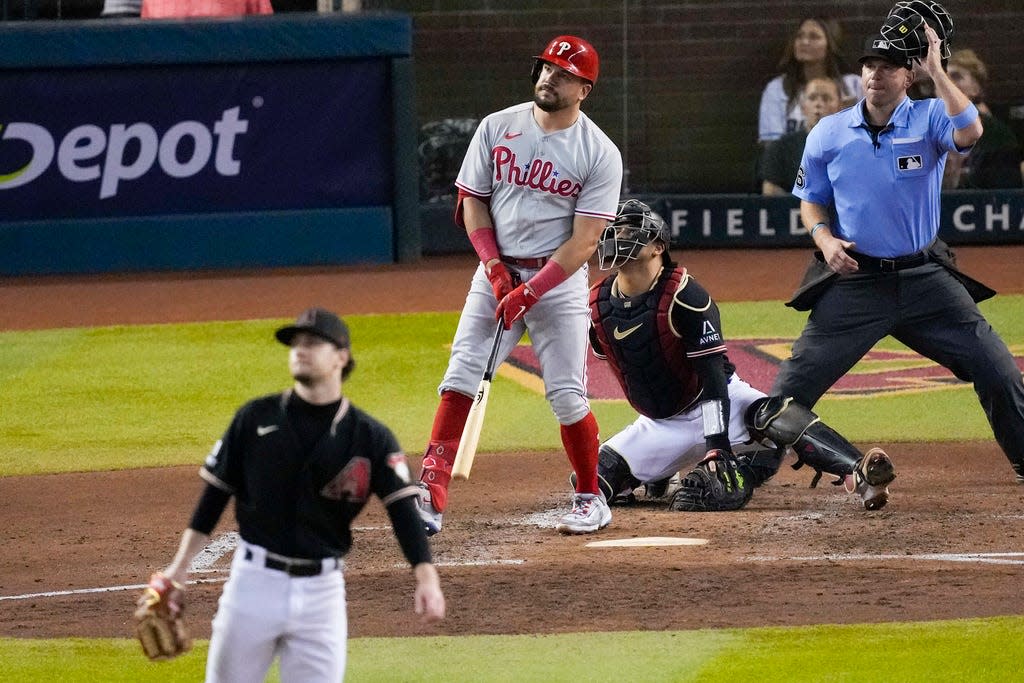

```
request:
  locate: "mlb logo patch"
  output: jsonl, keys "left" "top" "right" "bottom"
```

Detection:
{"left": 897, "top": 155, "right": 923, "bottom": 171}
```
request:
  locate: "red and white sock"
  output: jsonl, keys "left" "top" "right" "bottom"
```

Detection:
{"left": 418, "top": 390, "right": 473, "bottom": 512}
{"left": 561, "top": 411, "right": 600, "bottom": 495}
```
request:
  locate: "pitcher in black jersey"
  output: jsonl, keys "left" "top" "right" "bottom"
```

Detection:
{"left": 153, "top": 307, "right": 445, "bottom": 682}
{"left": 584, "top": 200, "right": 896, "bottom": 512}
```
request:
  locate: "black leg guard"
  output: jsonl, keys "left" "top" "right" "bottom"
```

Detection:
{"left": 736, "top": 447, "right": 785, "bottom": 487}
{"left": 598, "top": 445, "right": 641, "bottom": 503}
{"left": 746, "top": 396, "right": 862, "bottom": 487}
{"left": 567, "top": 445, "right": 641, "bottom": 504}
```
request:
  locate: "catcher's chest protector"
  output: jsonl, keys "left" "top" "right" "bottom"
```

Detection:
{"left": 590, "top": 267, "right": 700, "bottom": 418}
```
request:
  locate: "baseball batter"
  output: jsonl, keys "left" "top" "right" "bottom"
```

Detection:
{"left": 586, "top": 200, "right": 895, "bottom": 512}
{"left": 153, "top": 307, "right": 445, "bottom": 682}
{"left": 417, "top": 35, "right": 623, "bottom": 535}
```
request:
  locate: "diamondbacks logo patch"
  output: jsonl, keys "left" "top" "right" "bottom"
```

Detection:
{"left": 898, "top": 155, "right": 923, "bottom": 171}
{"left": 321, "top": 457, "right": 371, "bottom": 502}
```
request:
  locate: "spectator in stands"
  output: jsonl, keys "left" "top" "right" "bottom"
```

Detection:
{"left": 757, "top": 17, "right": 862, "bottom": 144}
{"left": 101, "top": 0, "right": 141, "bottom": 17}
{"left": 761, "top": 77, "right": 842, "bottom": 196}
{"left": 141, "top": 0, "right": 272, "bottom": 17}
{"left": 942, "top": 48, "right": 1024, "bottom": 189}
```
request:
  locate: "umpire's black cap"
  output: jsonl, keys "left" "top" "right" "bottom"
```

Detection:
{"left": 859, "top": 34, "right": 913, "bottom": 69}
{"left": 275, "top": 307, "right": 351, "bottom": 349}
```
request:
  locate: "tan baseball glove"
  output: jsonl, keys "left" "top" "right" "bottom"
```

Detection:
{"left": 133, "top": 572, "right": 192, "bottom": 661}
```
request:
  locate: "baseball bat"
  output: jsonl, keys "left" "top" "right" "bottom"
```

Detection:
{"left": 451, "top": 323, "right": 504, "bottom": 481}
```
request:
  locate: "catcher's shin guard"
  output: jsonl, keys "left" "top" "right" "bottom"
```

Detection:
{"left": 419, "top": 438, "right": 459, "bottom": 512}
{"left": 737, "top": 446, "right": 785, "bottom": 487}
{"left": 571, "top": 445, "right": 640, "bottom": 504}
{"left": 746, "top": 396, "right": 862, "bottom": 486}
{"left": 598, "top": 445, "right": 642, "bottom": 502}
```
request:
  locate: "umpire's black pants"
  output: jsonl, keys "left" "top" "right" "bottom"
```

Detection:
{"left": 771, "top": 261, "right": 1024, "bottom": 476}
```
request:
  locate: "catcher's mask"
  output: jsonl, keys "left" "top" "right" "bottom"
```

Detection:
{"left": 880, "top": 1, "right": 953, "bottom": 61}
{"left": 598, "top": 199, "right": 670, "bottom": 270}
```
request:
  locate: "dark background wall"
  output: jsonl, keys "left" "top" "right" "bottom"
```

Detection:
{"left": 370, "top": 0, "right": 1024, "bottom": 194}
{"left": 5, "top": 0, "right": 1022, "bottom": 194}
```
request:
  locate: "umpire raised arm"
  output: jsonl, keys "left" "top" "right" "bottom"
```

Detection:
{"left": 776, "top": 6, "right": 1024, "bottom": 485}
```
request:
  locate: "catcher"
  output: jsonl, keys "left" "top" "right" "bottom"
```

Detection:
{"left": 583, "top": 199, "right": 896, "bottom": 512}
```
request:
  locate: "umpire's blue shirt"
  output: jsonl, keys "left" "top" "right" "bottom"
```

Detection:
{"left": 793, "top": 96, "right": 967, "bottom": 258}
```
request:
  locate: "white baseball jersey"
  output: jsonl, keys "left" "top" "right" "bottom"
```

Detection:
{"left": 441, "top": 101, "right": 623, "bottom": 425}
{"left": 455, "top": 101, "right": 622, "bottom": 258}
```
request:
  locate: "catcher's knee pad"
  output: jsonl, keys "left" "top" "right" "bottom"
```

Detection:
{"left": 746, "top": 396, "right": 860, "bottom": 484}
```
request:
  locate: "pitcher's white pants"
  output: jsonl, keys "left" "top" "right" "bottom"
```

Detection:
{"left": 205, "top": 543, "right": 346, "bottom": 683}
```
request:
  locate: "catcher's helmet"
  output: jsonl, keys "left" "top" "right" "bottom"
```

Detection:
{"left": 598, "top": 199, "right": 670, "bottom": 270}
{"left": 531, "top": 35, "right": 600, "bottom": 86}
{"left": 880, "top": 1, "right": 953, "bottom": 60}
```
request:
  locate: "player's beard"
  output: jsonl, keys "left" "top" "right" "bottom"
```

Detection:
{"left": 533, "top": 86, "right": 571, "bottom": 113}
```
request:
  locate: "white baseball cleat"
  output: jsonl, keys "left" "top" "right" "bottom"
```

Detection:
{"left": 417, "top": 484, "right": 444, "bottom": 536}
{"left": 555, "top": 493, "right": 612, "bottom": 534}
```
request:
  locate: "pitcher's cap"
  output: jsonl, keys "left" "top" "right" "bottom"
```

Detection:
{"left": 275, "top": 307, "right": 350, "bottom": 348}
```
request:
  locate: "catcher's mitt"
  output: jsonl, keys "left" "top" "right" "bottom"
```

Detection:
{"left": 134, "top": 572, "right": 192, "bottom": 661}
{"left": 668, "top": 449, "right": 754, "bottom": 512}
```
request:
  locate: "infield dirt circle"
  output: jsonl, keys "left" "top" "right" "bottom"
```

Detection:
{"left": 2, "top": 247, "right": 1023, "bottom": 641}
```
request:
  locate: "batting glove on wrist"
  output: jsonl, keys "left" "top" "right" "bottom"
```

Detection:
{"left": 495, "top": 282, "right": 539, "bottom": 329}
{"left": 485, "top": 261, "right": 515, "bottom": 302}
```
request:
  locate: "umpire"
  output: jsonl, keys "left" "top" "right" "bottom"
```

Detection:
{"left": 776, "top": 22, "right": 1024, "bottom": 484}
{"left": 154, "top": 306, "right": 445, "bottom": 682}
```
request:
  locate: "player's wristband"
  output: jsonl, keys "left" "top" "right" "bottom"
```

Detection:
{"left": 525, "top": 260, "right": 569, "bottom": 299}
{"left": 810, "top": 222, "right": 828, "bottom": 237}
{"left": 949, "top": 102, "right": 979, "bottom": 130}
{"left": 468, "top": 227, "right": 500, "bottom": 265}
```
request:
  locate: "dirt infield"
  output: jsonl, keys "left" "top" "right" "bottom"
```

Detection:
{"left": 1, "top": 246, "right": 1023, "bottom": 642}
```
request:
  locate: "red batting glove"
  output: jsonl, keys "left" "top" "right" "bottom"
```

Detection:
{"left": 495, "top": 282, "right": 539, "bottom": 329}
{"left": 485, "top": 261, "right": 515, "bottom": 302}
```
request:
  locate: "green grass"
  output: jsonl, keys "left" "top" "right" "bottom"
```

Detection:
{"left": 1, "top": 297, "right": 1022, "bottom": 476}
{"left": 2, "top": 616, "right": 1021, "bottom": 681}
{"left": 3, "top": 297, "right": 1023, "bottom": 679}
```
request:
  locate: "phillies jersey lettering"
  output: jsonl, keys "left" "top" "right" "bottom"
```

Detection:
{"left": 492, "top": 146, "right": 582, "bottom": 197}
{"left": 456, "top": 101, "right": 622, "bottom": 258}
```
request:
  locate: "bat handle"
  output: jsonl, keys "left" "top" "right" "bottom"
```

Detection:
{"left": 482, "top": 322, "right": 504, "bottom": 381}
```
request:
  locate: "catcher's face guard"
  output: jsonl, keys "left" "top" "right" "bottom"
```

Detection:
{"left": 598, "top": 199, "right": 669, "bottom": 270}
{"left": 881, "top": 1, "right": 953, "bottom": 60}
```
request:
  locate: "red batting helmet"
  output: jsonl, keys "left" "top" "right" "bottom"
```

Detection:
{"left": 531, "top": 35, "right": 600, "bottom": 85}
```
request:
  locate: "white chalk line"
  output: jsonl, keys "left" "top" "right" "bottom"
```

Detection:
{"left": 0, "top": 576, "right": 228, "bottom": 602}
{"left": 746, "top": 552, "right": 1024, "bottom": 565}
{"left": 0, "top": 529, "right": 526, "bottom": 603}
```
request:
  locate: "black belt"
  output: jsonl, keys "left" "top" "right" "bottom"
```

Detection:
{"left": 245, "top": 548, "right": 339, "bottom": 577}
{"left": 501, "top": 255, "right": 548, "bottom": 269}
{"left": 849, "top": 250, "right": 929, "bottom": 273}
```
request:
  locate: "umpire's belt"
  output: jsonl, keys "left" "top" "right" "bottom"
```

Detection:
{"left": 244, "top": 547, "right": 340, "bottom": 577}
{"left": 849, "top": 249, "right": 929, "bottom": 273}
{"left": 501, "top": 255, "right": 548, "bottom": 269}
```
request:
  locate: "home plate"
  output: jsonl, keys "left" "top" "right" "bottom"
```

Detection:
{"left": 585, "top": 536, "right": 708, "bottom": 548}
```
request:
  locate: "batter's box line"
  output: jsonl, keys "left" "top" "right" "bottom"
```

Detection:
{"left": 745, "top": 552, "right": 1024, "bottom": 565}
{"left": 0, "top": 576, "right": 228, "bottom": 602}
